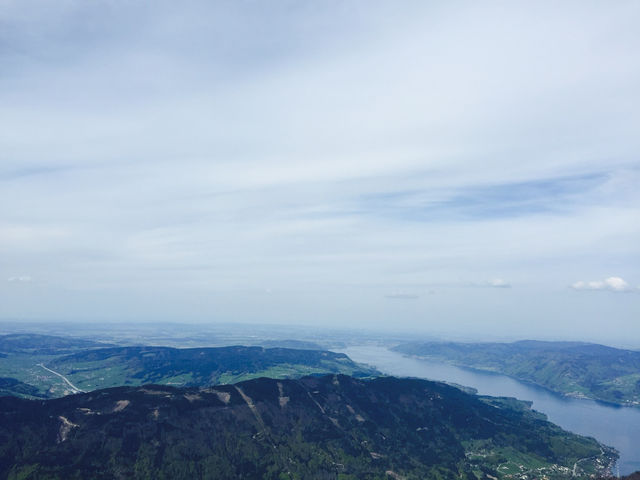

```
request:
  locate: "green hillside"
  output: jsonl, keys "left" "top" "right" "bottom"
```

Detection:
{"left": 393, "top": 340, "right": 640, "bottom": 406}
{"left": 49, "top": 345, "right": 379, "bottom": 392}
{"left": 0, "top": 338, "right": 379, "bottom": 399}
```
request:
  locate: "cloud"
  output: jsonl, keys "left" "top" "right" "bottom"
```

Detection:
{"left": 0, "top": 1, "right": 638, "bottom": 337}
{"left": 571, "top": 277, "right": 631, "bottom": 292}
{"left": 467, "top": 279, "right": 511, "bottom": 288}
{"left": 7, "top": 275, "right": 33, "bottom": 283}
{"left": 488, "top": 279, "right": 511, "bottom": 288}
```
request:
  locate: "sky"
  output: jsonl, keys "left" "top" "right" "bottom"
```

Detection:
{"left": 1, "top": 1, "right": 639, "bottom": 344}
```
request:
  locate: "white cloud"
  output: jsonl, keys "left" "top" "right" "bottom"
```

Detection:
{"left": 7, "top": 275, "right": 33, "bottom": 283}
{"left": 468, "top": 279, "right": 512, "bottom": 288}
{"left": 488, "top": 279, "right": 511, "bottom": 288}
{"left": 571, "top": 276, "right": 631, "bottom": 292}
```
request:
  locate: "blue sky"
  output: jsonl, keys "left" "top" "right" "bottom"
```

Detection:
{"left": 1, "top": 1, "right": 639, "bottom": 344}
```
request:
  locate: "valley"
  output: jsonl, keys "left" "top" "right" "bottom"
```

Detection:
{"left": 0, "top": 333, "right": 378, "bottom": 399}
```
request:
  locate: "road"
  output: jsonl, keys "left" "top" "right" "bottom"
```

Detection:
{"left": 37, "top": 363, "right": 85, "bottom": 394}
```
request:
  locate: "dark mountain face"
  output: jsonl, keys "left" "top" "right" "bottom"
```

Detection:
{"left": 0, "top": 375, "right": 615, "bottom": 480}
{"left": 0, "top": 377, "right": 45, "bottom": 398}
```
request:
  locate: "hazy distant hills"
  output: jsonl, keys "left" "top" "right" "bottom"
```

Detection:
{"left": 49, "top": 345, "right": 379, "bottom": 392}
{"left": 0, "top": 374, "right": 616, "bottom": 479}
{"left": 393, "top": 340, "right": 640, "bottom": 406}
{"left": 0, "top": 334, "right": 113, "bottom": 355}
{"left": 258, "top": 339, "right": 325, "bottom": 350}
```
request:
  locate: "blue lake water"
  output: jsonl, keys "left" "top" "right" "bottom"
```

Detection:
{"left": 340, "top": 346, "right": 640, "bottom": 476}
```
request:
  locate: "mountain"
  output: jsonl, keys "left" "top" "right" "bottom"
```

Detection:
{"left": 46, "top": 345, "right": 379, "bottom": 392}
{"left": 0, "top": 374, "right": 616, "bottom": 479}
{"left": 392, "top": 340, "right": 640, "bottom": 406}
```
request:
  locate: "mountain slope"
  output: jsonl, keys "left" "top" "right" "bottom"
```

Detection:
{"left": 393, "top": 340, "right": 640, "bottom": 406}
{"left": 0, "top": 375, "right": 616, "bottom": 479}
{"left": 0, "top": 377, "right": 46, "bottom": 398}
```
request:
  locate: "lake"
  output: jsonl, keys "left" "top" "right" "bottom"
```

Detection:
{"left": 341, "top": 345, "right": 640, "bottom": 476}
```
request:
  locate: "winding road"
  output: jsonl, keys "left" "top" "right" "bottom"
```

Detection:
{"left": 37, "top": 363, "right": 85, "bottom": 394}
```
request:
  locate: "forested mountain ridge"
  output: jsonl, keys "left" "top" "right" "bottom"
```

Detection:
{"left": 0, "top": 374, "right": 616, "bottom": 479}
{"left": 393, "top": 340, "right": 640, "bottom": 406}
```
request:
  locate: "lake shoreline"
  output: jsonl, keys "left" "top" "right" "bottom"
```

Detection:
{"left": 341, "top": 345, "right": 640, "bottom": 476}
{"left": 396, "top": 352, "right": 640, "bottom": 409}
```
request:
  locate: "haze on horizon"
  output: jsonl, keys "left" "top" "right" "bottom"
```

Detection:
{"left": 1, "top": 1, "right": 639, "bottom": 345}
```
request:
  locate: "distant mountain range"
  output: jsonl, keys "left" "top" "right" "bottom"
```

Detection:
{"left": 393, "top": 340, "right": 640, "bottom": 406}
{"left": 0, "top": 374, "right": 616, "bottom": 479}
{"left": 0, "top": 333, "right": 113, "bottom": 355}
